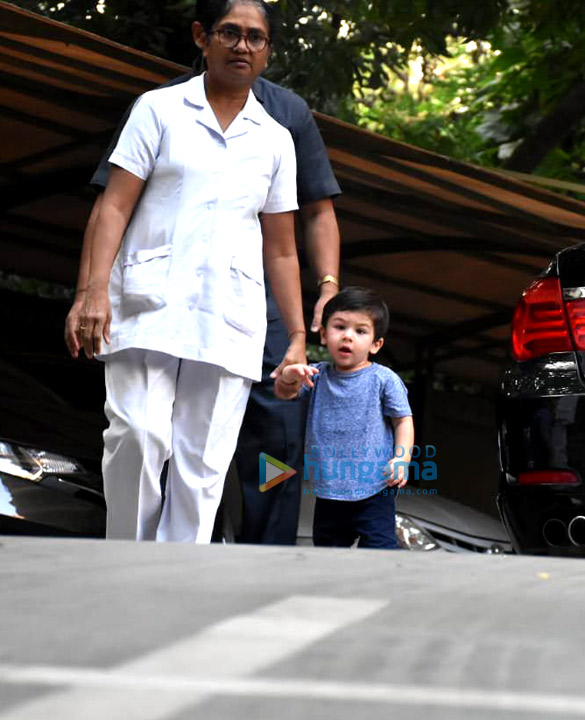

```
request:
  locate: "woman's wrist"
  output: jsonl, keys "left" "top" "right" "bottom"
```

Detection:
{"left": 87, "top": 279, "right": 109, "bottom": 294}
{"left": 287, "top": 329, "right": 306, "bottom": 340}
{"left": 317, "top": 274, "right": 339, "bottom": 289}
{"left": 319, "top": 281, "right": 338, "bottom": 296}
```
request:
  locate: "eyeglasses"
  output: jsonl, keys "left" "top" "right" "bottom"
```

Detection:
{"left": 210, "top": 27, "right": 270, "bottom": 53}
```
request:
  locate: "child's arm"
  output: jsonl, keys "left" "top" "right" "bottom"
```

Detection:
{"left": 274, "top": 364, "right": 319, "bottom": 400}
{"left": 383, "top": 416, "right": 415, "bottom": 489}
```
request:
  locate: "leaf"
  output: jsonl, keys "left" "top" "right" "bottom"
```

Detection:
{"left": 490, "top": 46, "right": 527, "bottom": 72}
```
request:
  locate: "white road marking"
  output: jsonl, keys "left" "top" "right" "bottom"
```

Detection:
{"left": 2, "top": 665, "right": 585, "bottom": 716}
{"left": 0, "top": 595, "right": 385, "bottom": 720}
{"left": 123, "top": 594, "right": 386, "bottom": 678}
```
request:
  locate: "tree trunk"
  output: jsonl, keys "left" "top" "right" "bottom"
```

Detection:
{"left": 503, "top": 80, "right": 585, "bottom": 173}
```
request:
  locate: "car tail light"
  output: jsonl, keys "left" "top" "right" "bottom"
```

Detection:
{"left": 512, "top": 277, "right": 572, "bottom": 361}
{"left": 518, "top": 470, "right": 580, "bottom": 485}
{"left": 565, "top": 298, "right": 585, "bottom": 350}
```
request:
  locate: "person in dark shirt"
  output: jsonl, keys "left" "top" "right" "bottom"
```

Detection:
{"left": 65, "top": 0, "right": 341, "bottom": 545}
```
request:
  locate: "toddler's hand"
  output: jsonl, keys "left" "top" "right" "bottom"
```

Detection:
{"left": 274, "top": 364, "right": 319, "bottom": 399}
{"left": 281, "top": 363, "right": 319, "bottom": 388}
{"left": 382, "top": 457, "right": 409, "bottom": 489}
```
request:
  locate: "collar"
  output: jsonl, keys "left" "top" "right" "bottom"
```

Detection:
{"left": 184, "top": 73, "right": 265, "bottom": 126}
{"left": 240, "top": 86, "right": 265, "bottom": 125}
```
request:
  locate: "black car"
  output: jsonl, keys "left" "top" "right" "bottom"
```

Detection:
{"left": 498, "top": 243, "right": 585, "bottom": 555}
{"left": 0, "top": 357, "right": 106, "bottom": 537}
{"left": 295, "top": 483, "right": 511, "bottom": 553}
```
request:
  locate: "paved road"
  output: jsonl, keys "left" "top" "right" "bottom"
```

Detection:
{"left": 0, "top": 537, "right": 584, "bottom": 719}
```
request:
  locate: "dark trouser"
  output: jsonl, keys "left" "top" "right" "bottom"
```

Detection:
{"left": 233, "top": 318, "right": 305, "bottom": 545}
{"left": 313, "top": 490, "right": 400, "bottom": 549}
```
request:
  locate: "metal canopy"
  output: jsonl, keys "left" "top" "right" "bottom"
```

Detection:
{"left": 3, "top": 0, "right": 585, "bottom": 387}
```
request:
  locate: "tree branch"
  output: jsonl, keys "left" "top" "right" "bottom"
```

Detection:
{"left": 504, "top": 80, "right": 585, "bottom": 172}
{"left": 331, "top": 12, "right": 341, "bottom": 39}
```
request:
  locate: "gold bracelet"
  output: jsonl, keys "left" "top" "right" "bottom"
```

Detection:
{"left": 288, "top": 330, "right": 306, "bottom": 339}
{"left": 317, "top": 274, "right": 339, "bottom": 288}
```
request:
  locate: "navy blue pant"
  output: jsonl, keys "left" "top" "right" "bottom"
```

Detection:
{"left": 233, "top": 318, "right": 305, "bottom": 545}
{"left": 313, "top": 490, "right": 400, "bottom": 549}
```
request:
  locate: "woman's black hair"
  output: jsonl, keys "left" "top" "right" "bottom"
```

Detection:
{"left": 195, "top": 0, "right": 279, "bottom": 40}
{"left": 322, "top": 287, "right": 390, "bottom": 341}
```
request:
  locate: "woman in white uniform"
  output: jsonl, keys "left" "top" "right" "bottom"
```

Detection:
{"left": 78, "top": 0, "right": 306, "bottom": 542}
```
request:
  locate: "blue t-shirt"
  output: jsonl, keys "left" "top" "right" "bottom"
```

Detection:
{"left": 302, "top": 362, "right": 412, "bottom": 501}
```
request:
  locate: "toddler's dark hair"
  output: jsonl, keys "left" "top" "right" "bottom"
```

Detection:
{"left": 322, "top": 286, "right": 389, "bottom": 340}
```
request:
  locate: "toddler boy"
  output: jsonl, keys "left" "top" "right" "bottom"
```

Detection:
{"left": 275, "top": 286, "right": 414, "bottom": 548}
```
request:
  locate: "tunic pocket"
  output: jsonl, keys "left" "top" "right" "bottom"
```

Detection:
{"left": 122, "top": 244, "right": 172, "bottom": 315}
{"left": 224, "top": 255, "right": 265, "bottom": 337}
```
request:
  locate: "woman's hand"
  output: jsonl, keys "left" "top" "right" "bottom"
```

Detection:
{"left": 65, "top": 293, "right": 86, "bottom": 359}
{"left": 271, "top": 331, "right": 307, "bottom": 381}
{"left": 73, "top": 167, "right": 145, "bottom": 360}
{"left": 79, "top": 285, "right": 111, "bottom": 359}
{"left": 311, "top": 280, "right": 338, "bottom": 333}
{"left": 261, "top": 211, "right": 307, "bottom": 378}
{"left": 65, "top": 195, "right": 104, "bottom": 359}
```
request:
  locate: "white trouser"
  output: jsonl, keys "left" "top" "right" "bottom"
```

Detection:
{"left": 102, "top": 349, "right": 252, "bottom": 542}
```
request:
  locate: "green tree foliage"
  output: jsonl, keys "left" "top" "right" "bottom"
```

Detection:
{"left": 12, "top": 0, "right": 585, "bottom": 179}
{"left": 349, "top": 41, "right": 497, "bottom": 165}
{"left": 492, "top": 2, "right": 585, "bottom": 175}
{"left": 266, "top": 0, "right": 506, "bottom": 113}
{"left": 14, "top": 0, "right": 506, "bottom": 109}
{"left": 15, "top": 0, "right": 197, "bottom": 62}
{"left": 350, "top": 0, "right": 585, "bottom": 181}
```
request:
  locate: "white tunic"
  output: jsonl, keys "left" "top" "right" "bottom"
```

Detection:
{"left": 100, "top": 74, "right": 298, "bottom": 381}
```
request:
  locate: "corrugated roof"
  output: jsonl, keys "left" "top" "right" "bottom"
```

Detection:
{"left": 2, "top": 0, "right": 585, "bottom": 386}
